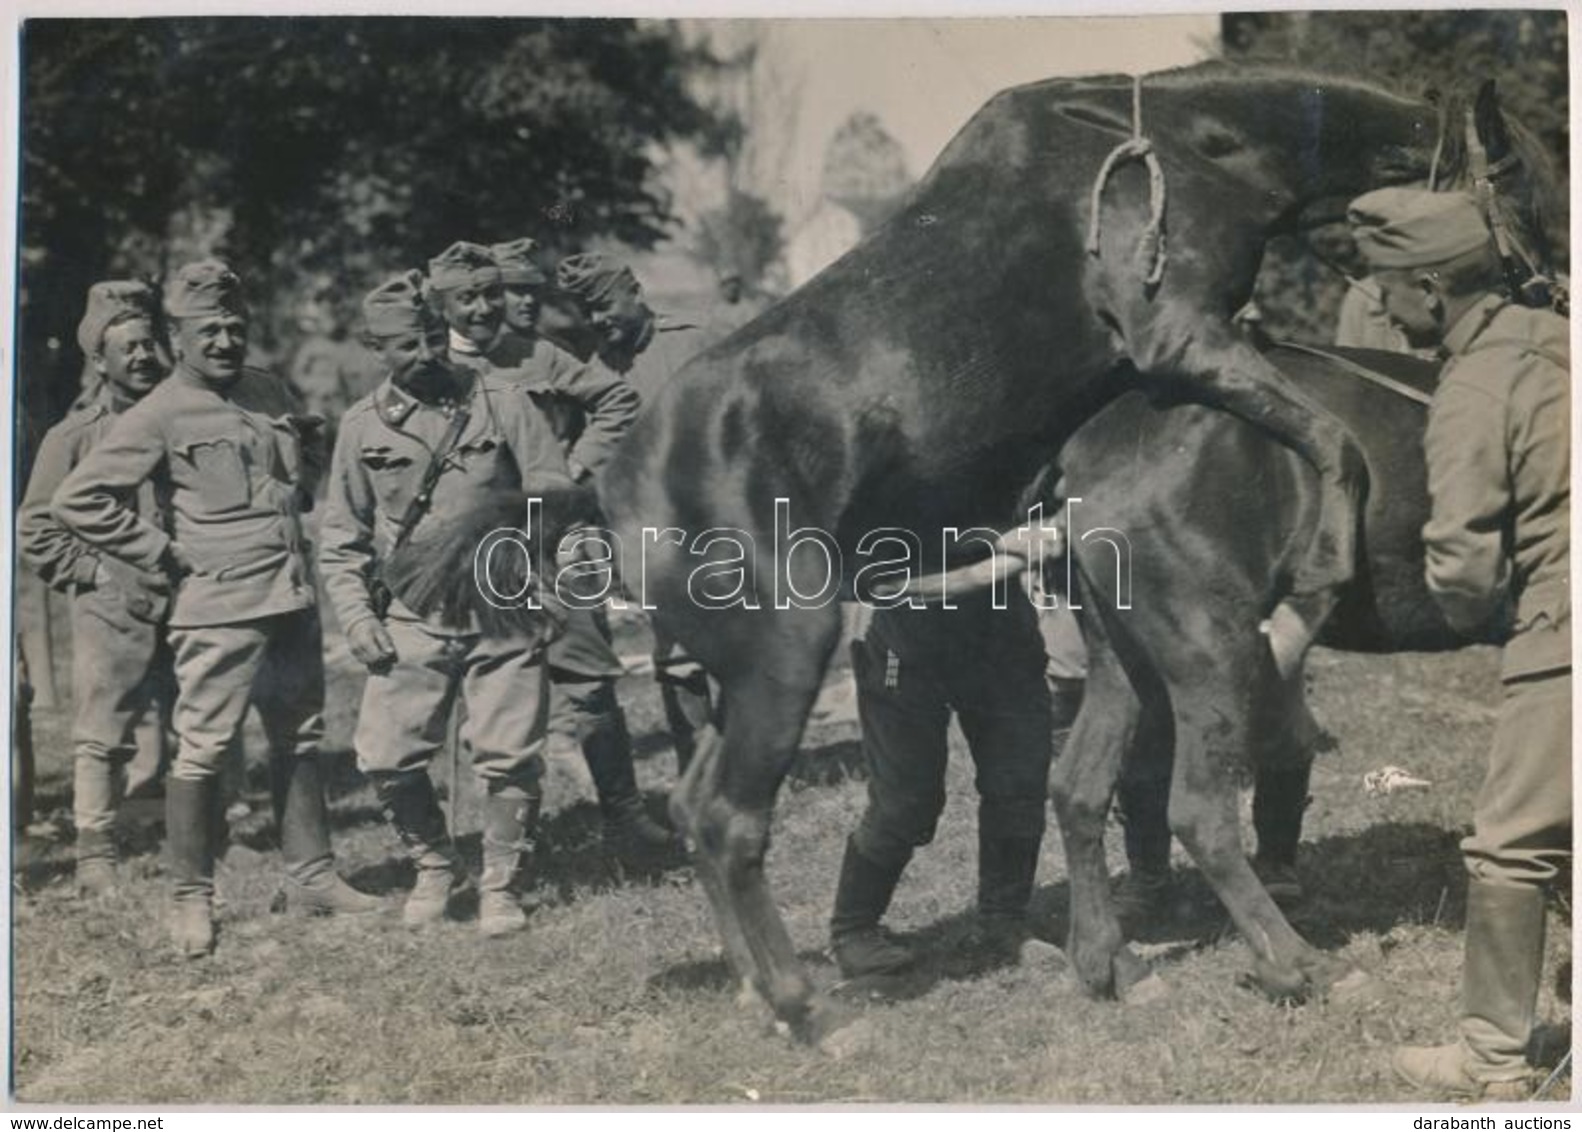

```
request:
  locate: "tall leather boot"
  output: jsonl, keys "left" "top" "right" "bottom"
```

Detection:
{"left": 165, "top": 777, "right": 217, "bottom": 958}
{"left": 1252, "top": 762, "right": 1311, "bottom": 907}
{"left": 273, "top": 754, "right": 381, "bottom": 915}
{"left": 966, "top": 830, "right": 1044, "bottom": 965}
{"left": 478, "top": 782, "right": 540, "bottom": 938}
{"left": 829, "top": 836, "right": 916, "bottom": 977}
{"left": 73, "top": 752, "right": 125, "bottom": 895}
{"left": 1394, "top": 880, "right": 1546, "bottom": 1100}
{"left": 373, "top": 771, "right": 458, "bottom": 927}
{"left": 660, "top": 672, "right": 714, "bottom": 779}
{"left": 580, "top": 707, "right": 673, "bottom": 854}
{"left": 1114, "top": 765, "right": 1174, "bottom": 922}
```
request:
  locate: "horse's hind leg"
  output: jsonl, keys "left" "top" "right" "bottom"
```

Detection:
{"left": 1165, "top": 685, "right": 1348, "bottom": 1001}
{"left": 669, "top": 606, "right": 844, "bottom": 1039}
{"left": 1050, "top": 622, "right": 1151, "bottom": 999}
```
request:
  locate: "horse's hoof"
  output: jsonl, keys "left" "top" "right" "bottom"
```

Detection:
{"left": 1238, "top": 964, "right": 1310, "bottom": 1004}
{"left": 1120, "top": 971, "right": 1171, "bottom": 1005}
{"left": 815, "top": 1012, "right": 878, "bottom": 1060}
{"left": 1019, "top": 937, "right": 1071, "bottom": 976}
{"left": 1326, "top": 967, "right": 1385, "bottom": 1005}
{"left": 735, "top": 978, "right": 768, "bottom": 1012}
{"left": 1113, "top": 946, "right": 1153, "bottom": 996}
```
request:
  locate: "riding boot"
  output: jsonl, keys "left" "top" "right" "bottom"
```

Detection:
{"left": 273, "top": 754, "right": 381, "bottom": 915}
{"left": 73, "top": 753, "right": 125, "bottom": 895}
{"left": 1114, "top": 765, "right": 1174, "bottom": 923}
{"left": 829, "top": 836, "right": 916, "bottom": 977}
{"left": 660, "top": 671, "right": 714, "bottom": 779}
{"left": 580, "top": 714, "right": 673, "bottom": 853}
{"left": 1251, "top": 762, "right": 1311, "bottom": 907}
{"left": 478, "top": 782, "right": 540, "bottom": 938}
{"left": 1393, "top": 881, "right": 1546, "bottom": 1100}
{"left": 165, "top": 777, "right": 217, "bottom": 958}
{"left": 965, "top": 831, "right": 1043, "bottom": 965}
{"left": 373, "top": 771, "right": 459, "bottom": 927}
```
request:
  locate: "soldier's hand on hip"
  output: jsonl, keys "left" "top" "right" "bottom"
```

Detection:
{"left": 347, "top": 618, "right": 398, "bottom": 674}
{"left": 163, "top": 542, "right": 196, "bottom": 579}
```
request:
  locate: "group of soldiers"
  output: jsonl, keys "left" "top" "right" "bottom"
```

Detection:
{"left": 13, "top": 181, "right": 1571, "bottom": 1101}
{"left": 18, "top": 239, "right": 750, "bottom": 951}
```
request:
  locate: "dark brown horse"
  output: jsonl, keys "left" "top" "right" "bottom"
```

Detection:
{"left": 597, "top": 62, "right": 1470, "bottom": 1039}
{"left": 1051, "top": 344, "right": 1459, "bottom": 1003}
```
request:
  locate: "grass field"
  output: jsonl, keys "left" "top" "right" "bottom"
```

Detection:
{"left": 10, "top": 610, "right": 1574, "bottom": 1106}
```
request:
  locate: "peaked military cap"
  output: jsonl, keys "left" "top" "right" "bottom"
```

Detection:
{"left": 427, "top": 241, "right": 501, "bottom": 293}
{"left": 164, "top": 260, "right": 248, "bottom": 320}
{"left": 77, "top": 280, "right": 160, "bottom": 356}
{"left": 555, "top": 252, "right": 637, "bottom": 306}
{"left": 1348, "top": 188, "right": 1495, "bottom": 269}
{"left": 363, "top": 270, "right": 436, "bottom": 340}
{"left": 490, "top": 238, "right": 549, "bottom": 286}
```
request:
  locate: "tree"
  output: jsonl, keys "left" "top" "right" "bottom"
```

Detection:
{"left": 18, "top": 17, "right": 731, "bottom": 459}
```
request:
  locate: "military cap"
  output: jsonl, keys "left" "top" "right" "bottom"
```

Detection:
{"left": 427, "top": 241, "right": 501, "bottom": 293}
{"left": 164, "top": 260, "right": 248, "bottom": 320}
{"left": 490, "top": 238, "right": 549, "bottom": 286}
{"left": 76, "top": 280, "right": 160, "bottom": 356}
{"left": 555, "top": 252, "right": 637, "bottom": 306}
{"left": 1348, "top": 188, "right": 1494, "bottom": 269}
{"left": 363, "top": 269, "right": 434, "bottom": 340}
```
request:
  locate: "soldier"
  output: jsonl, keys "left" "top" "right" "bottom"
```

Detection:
{"left": 19, "top": 280, "right": 175, "bottom": 893}
{"left": 318, "top": 270, "right": 579, "bottom": 935}
{"left": 53, "top": 260, "right": 378, "bottom": 957}
{"left": 426, "top": 240, "right": 667, "bottom": 851}
{"left": 831, "top": 586, "right": 1055, "bottom": 976}
{"left": 554, "top": 252, "right": 719, "bottom": 779}
{"left": 1347, "top": 188, "right": 1570, "bottom": 1099}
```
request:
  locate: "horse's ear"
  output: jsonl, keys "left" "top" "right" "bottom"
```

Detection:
{"left": 1473, "top": 78, "right": 1512, "bottom": 161}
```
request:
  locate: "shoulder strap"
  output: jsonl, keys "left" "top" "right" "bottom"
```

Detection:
{"left": 1458, "top": 336, "right": 1570, "bottom": 371}
{"left": 390, "top": 405, "right": 471, "bottom": 551}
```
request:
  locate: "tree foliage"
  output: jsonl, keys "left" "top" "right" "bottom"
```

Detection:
{"left": 19, "top": 17, "right": 729, "bottom": 439}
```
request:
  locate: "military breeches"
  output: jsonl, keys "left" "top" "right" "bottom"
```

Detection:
{"left": 1462, "top": 667, "right": 1573, "bottom": 887}
{"left": 355, "top": 619, "right": 548, "bottom": 788}
{"left": 849, "top": 598, "right": 1053, "bottom": 869}
{"left": 69, "top": 588, "right": 173, "bottom": 775}
{"left": 168, "top": 609, "right": 324, "bottom": 782}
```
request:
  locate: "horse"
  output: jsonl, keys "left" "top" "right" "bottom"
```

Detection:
{"left": 595, "top": 61, "right": 1483, "bottom": 1040}
{"left": 1045, "top": 76, "right": 1563, "bottom": 1005}
{"left": 1050, "top": 343, "right": 1459, "bottom": 1003}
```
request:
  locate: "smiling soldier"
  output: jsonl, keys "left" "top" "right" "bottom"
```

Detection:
{"left": 20, "top": 280, "right": 176, "bottom": 894}
{"left": 53, "top": 260, "right": 379, "bottom": 957}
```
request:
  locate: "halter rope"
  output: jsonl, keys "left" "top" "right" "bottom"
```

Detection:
{"left": 1086, "top": 74, "right": 1168, "bottom": 287}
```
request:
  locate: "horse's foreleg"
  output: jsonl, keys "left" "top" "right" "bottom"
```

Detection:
{"left": 673, "top": 612, "right": 842, "bottom": 1040}
{"left": 671, "top": 727, "right": 765, "bottom": 1002}
{"left": 1050, "top": 639, "right": 1150, "bottom": 999}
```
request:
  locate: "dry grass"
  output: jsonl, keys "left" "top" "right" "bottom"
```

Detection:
{"left": 11, "top": 617, "right": 1574, "bottom": 1106}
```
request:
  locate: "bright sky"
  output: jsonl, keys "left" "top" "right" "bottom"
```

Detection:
{"left": 729, "top": 16, "right": 1220, "bottom": 225}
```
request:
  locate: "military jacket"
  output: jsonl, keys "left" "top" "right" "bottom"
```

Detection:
{"left": 480, "top": 330, "right": 641, "bottom": 481}
{"left": 1423, "top": 295, "right": 1570, "bottom": 678}
{"left": 607, "top": 313, "right": 710, "bottom": 407}
{"left": 53, "top": 365, "right": 321, "bottom": 629}
{"left": 20, "top": 381, "right": 162, "bottom": 595}
{"left": 317, "top": 370, "right": 573, "bottom": 636}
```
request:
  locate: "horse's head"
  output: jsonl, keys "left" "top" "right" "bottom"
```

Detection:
{"left": 1425, "top": 79, "right": 1567, "bottom": 286}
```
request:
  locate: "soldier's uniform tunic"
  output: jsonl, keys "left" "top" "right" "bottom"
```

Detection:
{"left": 20, "top": 381, "right": 174, "bottom": 823}
{"left": 1422, "top": 295, "right": 1571, "bottom": 888}
{"left": 53, "top": 365, "right": 324, "bottom": 783}
{"left": 318, "top": 371, "right": 572, "bottom": 787}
